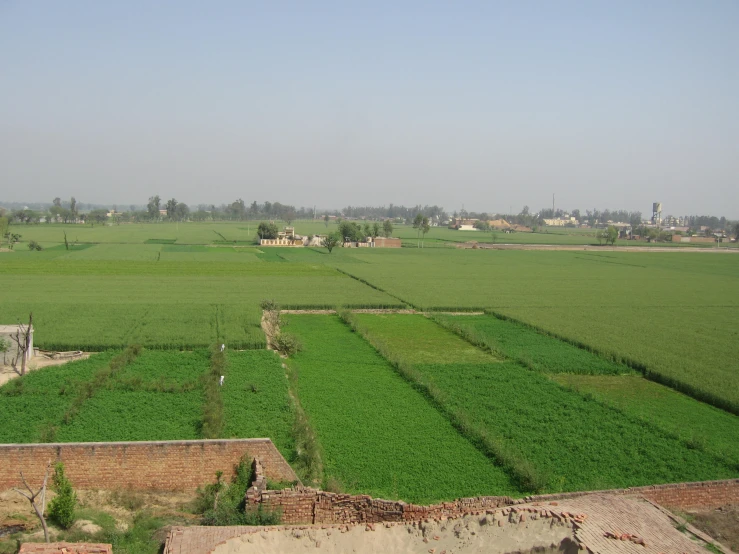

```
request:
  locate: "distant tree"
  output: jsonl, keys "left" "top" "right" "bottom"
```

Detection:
{"left": 734, "top": 223, "right": 739, "bottom": 240}
{"left": 372, "top": 222, "right": 380, "bottom": 239}
{"left": 421, "top": 216, "right": 430, "bottom": 248}
{"left": 473, "top": 220, "right": 490, "bottom": 231}
{"left": 147, "top": 195, "right": 161, "bottom": 220}
{"left": 284, "top": 209, "right": 296, "bottom": 225}
{"left": 28, "top": 240, "right": 42, "bottom": 251}
{"left": 363, "top": 223, "right": 372, "bottom": 238}
{"left": 5, "top": 232, "right": 21, "bottom": 250}
{"left": 53, "top": 197, "right": 62, "bottom": 207}
{"left": 257, "top": 222, "right": 279, "bottom": 240}
{"left": 324, "top": 214, "right": 329, "bottom": 227}
{"left": 175, "top": 202, "right": 190, "bottom": 221}
{"left": 87, "top": 209, "right": 108, "bottom": 225}
{"left": 596, "top": 229, "right": 605, "bottom": 246}
{"left": 605, "top": 225, "right": 618, "bottom": 246}
{"left": 412, "top": 213, "right": 424, "bottom": 247}
{"left": 0, "top": 216, "right": 8, "bottom": 238}
{"left": 382, "top": 220, "right": 393, "bottom": 238}
{"left": 321, "top": 232, "right": 341, "bottom": 253}
{"left": 69, "top": 197, "right": 77, "bottom": 218}
{"left": 165, "top": 198, "right": 178, "bottom": 219}
{"left": 338, "top": 221, "right": 363, "bottom": 242}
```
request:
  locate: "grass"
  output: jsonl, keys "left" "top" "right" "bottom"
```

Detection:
{"left": 285, "top": 314, "right": 520, "bottom": 502}
{"left": 348, "top": 313, "right": 738, "bottom": 493}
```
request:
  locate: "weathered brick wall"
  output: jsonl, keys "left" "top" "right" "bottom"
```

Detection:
{"left": 257, "top": 479, "right": 739, "bottom": 524}
{"left": 257, "top": 487, "right": 513, "bottom": 524}
{"left": 0, "top": 439, "right": 298, "bottom": 492}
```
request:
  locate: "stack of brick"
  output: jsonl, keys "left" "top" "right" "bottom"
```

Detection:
{"left": 244, "top": 458, "right": 266, "bottom": 504}
{"left": 18, "top": 543, "right": 112, "bottom": 554}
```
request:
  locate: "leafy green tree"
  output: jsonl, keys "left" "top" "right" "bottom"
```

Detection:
{"left": 421, "top": 216, "right": 430, "bottom": 248}
{"left": 321, "top": 232, "right": 340, "bottom": 253}
{"left": 175, "top": 202, "right": 190, "bottom": 221}
{"left": 49, "top": 463, "right": 77, "bottom": 529}
{"left": 372, "top": 222, "right": 380, "bottom": 238}
{"left": 88, "top": 209, "right": 108, "bottom": 224}
{"left": 412, "top": 213, "right": 424, "bottom": 247}
{"left": 605, "top": 225, "right": 618, "bottom": 246}
{"left": 257, "top": 222, "right": 279, "bottom": 240}
{"left": 0, "top": 216, "right": 8, "bottom": 238}
{"left": 165, "top": 198, "right": 178, "bottom": 219}
{"left": 382, "top": 220, "right": 393, "bottom": 238}
{"left": 323, "top": 214, "right": 329, "bottom": 227}
{"left": 147, "top": 195, "right": 161, "bottom": 220}
{"left": 338, "top": 221, "right": 363, "bottom": 242}
{"left": 28, "top": 240, "right": 43, "bottom": 251}
{"left": 734, "top": 223, "right": 739, "bottom": 240}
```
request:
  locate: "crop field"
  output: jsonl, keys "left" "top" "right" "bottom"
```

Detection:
{"left": 348, "top": 314, "right": 738, "bottom": 492}
{"left": 222, "top": 350, "right": 294, "bottom": 458}
{"left": 1, "top": 220, "right": 738, "bottom": 503}
{"left": 552, "top": 375, "right": 739, "bottom": 467}
{"left": 333, "top": 248, "right": 739, "bottom": 413}
{"left": 285, "top": 315, "right": 518, "bottom": 502}
{"left": 0, "top": 256, "right": 398, "bottom": 350}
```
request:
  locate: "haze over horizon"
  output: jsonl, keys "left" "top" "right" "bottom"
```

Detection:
{"left": 1, "top": 1, "right": 737, "bottom": 217}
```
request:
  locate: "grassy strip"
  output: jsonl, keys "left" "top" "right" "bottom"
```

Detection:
{"left": 283, "top": 359, "right": 325, "bottom": 487}
{"left": 485, "top": 309, "right": 739, "bottom": 415}
{"left": 338, "top": 310, "right": 543, "bottom": 493}
{"left": 201, "top": 345, "right": 226, "bottom": 438}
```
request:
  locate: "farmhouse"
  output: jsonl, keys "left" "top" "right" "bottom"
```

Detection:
{"left": 260, "top": 226, "right": 305, "bottom": 247}
{"left": 0, "top": 324, "right": 34, "bottom": 367}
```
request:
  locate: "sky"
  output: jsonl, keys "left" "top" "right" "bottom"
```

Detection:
{"left": 1, "top": 1, "right": 737, "bottom": 217}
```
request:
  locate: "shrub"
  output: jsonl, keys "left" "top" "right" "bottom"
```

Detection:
{"left": 49, "top": 462, "right": 77, "bottom": 529}
{"left": 274, "top": 333, "right": 302, "bottom": 356}
{"left": 195, "top": 456, "right": 282, "bottom": 526}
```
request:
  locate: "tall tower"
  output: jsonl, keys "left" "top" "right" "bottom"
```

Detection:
{"left": 652, "top": 203, "right": 662, "bottom": 225}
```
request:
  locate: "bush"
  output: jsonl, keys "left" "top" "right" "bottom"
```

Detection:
{"left": 49, "top": 462, "right": 77, "bottom": 529}
{"left": 274, "top": 333, "right": 302, "bottom": 356}
{"left": 28, "top": 240, "right": 43, "bottom": 251}
{"left": 195, "top": 456, "right": 282, "bottom": 526}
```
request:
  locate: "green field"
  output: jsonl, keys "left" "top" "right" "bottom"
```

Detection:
{"left": 1, "top": 220, "right": 738, "bottom": 502}
{"left": 348, "top": 313, "right": 738, "bottom": 492}
{"left": 285, "top": 315, "right": 518, "bottom": 502}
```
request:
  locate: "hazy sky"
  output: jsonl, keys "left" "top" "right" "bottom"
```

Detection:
{"left": 1, "top": 1, "right": 737, "bottom": 216}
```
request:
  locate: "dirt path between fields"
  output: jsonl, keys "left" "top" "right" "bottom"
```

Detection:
{"left": 469, "top": 243, "right": 739, "bottom": 253}
{"left": 0, "top": 353, "right": 89, "bottom": 387}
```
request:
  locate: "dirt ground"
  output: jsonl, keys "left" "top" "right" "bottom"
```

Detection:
{"left": 687, "top": 504, "right": 739, "bottom": 552}
{"left": 0, "top": 354, "right": 88, "bottom": 387}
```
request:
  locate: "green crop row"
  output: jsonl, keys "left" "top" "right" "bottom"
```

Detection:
{"left": 285, "top": 314, "right": 519, "bottom": 502}
{"left": 222, "top": 350, "right": 294, "bottom": 460}
{"left": 347, "top": 314, "right": 738, "bottom": 493}
{"left": 433, "top": 314, "right": 630, "bottom": 375}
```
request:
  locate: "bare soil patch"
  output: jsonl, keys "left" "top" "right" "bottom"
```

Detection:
{"left": 687, "top": 504, "right": 739, "bottom": 552}
{"left": 0, "top": 353, "right": 89, "bottom": 387}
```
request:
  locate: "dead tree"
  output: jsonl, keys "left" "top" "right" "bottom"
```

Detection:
{"left": 14, "top": 461, "right": 51, "bottom": 543}
{"left": 9, "top": 312, "right": 33, "bottom": 376}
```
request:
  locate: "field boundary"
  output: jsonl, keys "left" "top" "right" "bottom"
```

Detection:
{"left": 0, "top": 439, "right": 298, "bottom": 491}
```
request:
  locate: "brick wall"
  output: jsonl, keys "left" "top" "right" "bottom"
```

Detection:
{"left": 256, "top": 479, "right": 739, "bottom": 524}
{"left": 0, "top": 439, "right": 298, "bottom": 492}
